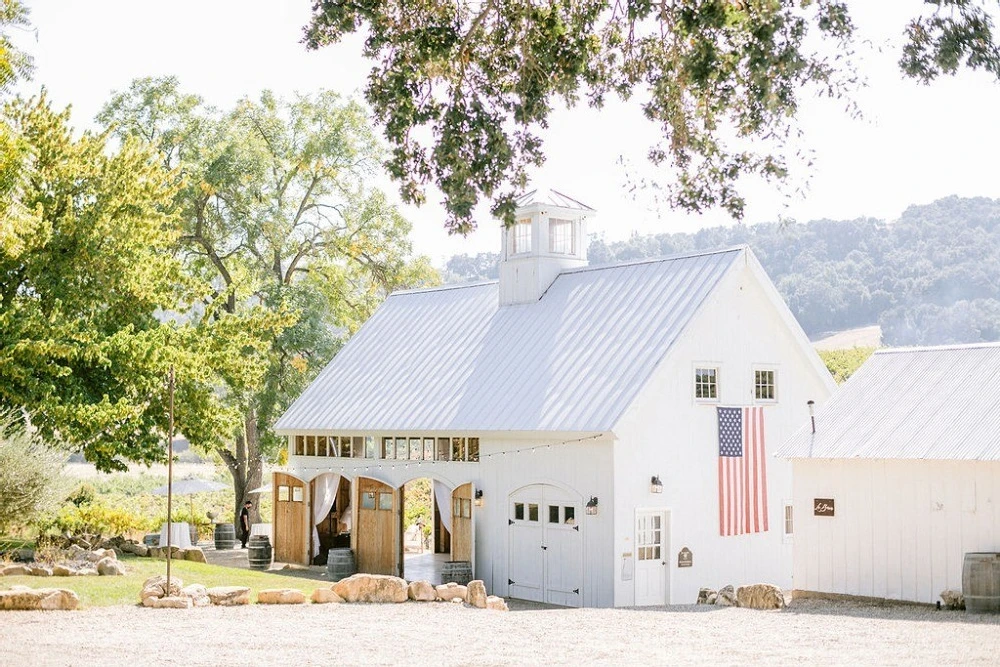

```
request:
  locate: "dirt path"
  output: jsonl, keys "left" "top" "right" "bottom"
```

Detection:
{"left": 2, "top": 599, "right": 998, "bottom": 666}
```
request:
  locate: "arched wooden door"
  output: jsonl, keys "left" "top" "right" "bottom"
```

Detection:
{"left": 273, "top": 472, "right": 309, "bottom": 565}
{"left": 354, "top": 477, "right": 399, "bottom": 576}
{"left": 451, "top": 483, "right": 474, "bottom": 565}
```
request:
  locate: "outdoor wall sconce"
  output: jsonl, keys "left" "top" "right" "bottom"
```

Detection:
{"left": 474, "top": 489, "right": 484, "bottom": 507}
{"left": 650, "top": 475, "right": 663, "bottom": 494}
{"left": 585, "top": 496, "right": 599, "bottom": 516}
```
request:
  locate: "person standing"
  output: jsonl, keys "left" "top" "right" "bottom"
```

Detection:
{"left": 239, "top": 500, "right": 252, "bottom": 548}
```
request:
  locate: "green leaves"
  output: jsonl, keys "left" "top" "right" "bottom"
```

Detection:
{"left": 900, "top": 1, "right": 1000, "bottom": 83}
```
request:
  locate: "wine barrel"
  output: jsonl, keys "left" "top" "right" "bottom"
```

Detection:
{"left": 213, "top": 523, "right": 236, "bottom": 550}
{"left": 963, "top": 552, "right": 1000, "bottom": 613}
{"left": 441, "top": 560, "right": 472, "bottom": 586}
{"left": 189, "top": 524, "right": 199, "bottom": 546}
{"left": 247, "top": 535, "right": 272, "bottom": 571}
{"left": 326, "top": 548, "right": 357, "bottom": 582}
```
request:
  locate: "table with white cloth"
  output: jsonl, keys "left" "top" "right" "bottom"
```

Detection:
{"left": 250, "top": 523, "right": 272, "bottom": 541}
{"left": 158, "top": 522, "right": 192, "bottom": 549}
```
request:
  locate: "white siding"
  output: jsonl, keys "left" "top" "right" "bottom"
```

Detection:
{"left": 612, "top": 260, "right": 834, "bottom": 606}
{"left": 793, "top": 459, "right": 1000, "bottom": 603}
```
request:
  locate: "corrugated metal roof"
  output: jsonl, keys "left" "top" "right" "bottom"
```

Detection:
{"left": 274, "top": 247, "right": 744, "bottom": 434}
{"left": 777, "top": 343, "right": 1000, "bottom": 460}
{"left": 515, "top": 188, "right": 595, "bottom": 211}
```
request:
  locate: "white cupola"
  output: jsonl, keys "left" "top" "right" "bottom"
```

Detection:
{"left": 498, "top": 188, "right": 595, "bottom": 306}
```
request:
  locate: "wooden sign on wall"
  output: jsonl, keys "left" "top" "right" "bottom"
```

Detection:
{"left": 677, "top": 547, "right": 693, "bottom": 568}
{"left": 813, "top": 498, "right": 835, "bottom": 517}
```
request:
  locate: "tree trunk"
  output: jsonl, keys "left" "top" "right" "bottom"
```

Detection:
{"left": 222, "top": 408, "right": 264, "bottom": 529}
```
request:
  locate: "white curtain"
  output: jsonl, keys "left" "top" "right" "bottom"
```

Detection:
{"left": 312, "top": 473, "right": 341, "bottom": 558}
{"left": 433, "top": 480, "right": 453, "bottom": 535}
{"left": 341, "top": 500, "right": 352, "bottom": 532}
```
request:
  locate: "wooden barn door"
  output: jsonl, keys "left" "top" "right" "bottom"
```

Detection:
{"left": 451, "top": 483, "right": 474, "bottom": 566}
{"left": 273, "top": 472, "right": 308, "bottom": 565}
{"left": 355, "top": 477, "right": 399, "bottom": 576}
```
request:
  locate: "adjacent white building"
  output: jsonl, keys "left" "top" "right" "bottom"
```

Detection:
{"left": 272, "top": 189, "right": 835, "bottom": 607}
{"left": 777, "top": 344, "right": 1000, "bottom": 604}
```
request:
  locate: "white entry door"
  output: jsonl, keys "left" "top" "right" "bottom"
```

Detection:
{"left": 508, "top": 485, "right": 583, "bottom": 607}
{"left": 634, "top": 510, "right": 669, "bottom": 606}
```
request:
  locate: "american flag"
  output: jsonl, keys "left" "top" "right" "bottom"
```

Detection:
{"left": 717, "top": 406, "right": 768, "bottom": 536}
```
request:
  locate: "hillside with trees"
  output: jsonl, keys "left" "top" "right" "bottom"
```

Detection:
{"left": 443, "top": 196, "right": 1000, "bottom": 346}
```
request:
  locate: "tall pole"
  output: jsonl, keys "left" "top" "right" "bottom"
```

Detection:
{"left": 166, "top": 366, "right": 175, "bottom": 593}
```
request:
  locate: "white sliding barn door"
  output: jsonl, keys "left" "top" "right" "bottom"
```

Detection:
{"left": 508, "top": 484, "right": 583, "bottom": 607}
{"left": 634, "top": 510, "right": 669, "bottom": 606}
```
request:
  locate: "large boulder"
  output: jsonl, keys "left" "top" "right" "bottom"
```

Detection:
{"left": 735, "top": 583, "right": 785, "bottom": 610}
{"left": 435, "top": 583, "right": 468, "bottom": 602}
{"left": 74, "top": 567, "right": 99, "bottom": 577}
{"left": 181, "top": 584, "right": 211, "bottom": 608}
{"left": 206, "top": 586, "right": 251, "bottom": 606}
{"left": 29, "top": 566, "right": 52, "bottom": 577}
{"left": 0, "top": 587, "right": 79, "bottom": 611}
{"left": 407, "top": 581, "right": 437, "bottom": 602}
{"left": 311, "top": 588, "right": 345, "bottom": 604}
{"left": 715, "top": 585, "right": 738, "bottom": 607}
{"left": 486, "top": 595, "right": 509, "bottom": 612}
{"left": 97, "top": 557, "right": 126, "bottom": 576}
{"left": 697, "top": 588, "right": 716, "bottom": 605}
{"left": 257, "top": 589, "right": 307, "bottom": 605}
{"left": 2, "top": 564, "right": 32, "bottom": 576}
{"left": 140, "top": 575, "right": 183, "bottom": 606}
{"left": 52, "top": 565, "right": 75, "bottom": 577}
{"left": 941, "top": 589, "right": 965, "bottom": 610}
{"left": 148, "top": 596, "right": 192, "bottom": 609}
{"left": 332, "top": 574, "right": 408, "bottom": 603}
{"left": 466, "top": 580, "right": 488, "bottom": 609}
{"left": 183, "top": 548, "right": 207, "bottom": 564}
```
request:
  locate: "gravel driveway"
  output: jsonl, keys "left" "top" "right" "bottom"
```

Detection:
{"left": 2, "top": 599, "right": 998, "bottom": 666}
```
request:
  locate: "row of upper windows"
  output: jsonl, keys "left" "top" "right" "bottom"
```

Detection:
{"left": 291, "top": 435, "right": 480, "bottom": 462}
{"left": 509, "top": 217, "right": 577, "bottom": 256}
{"left": 694, "top": 367, "right": 777, "bottom": 402}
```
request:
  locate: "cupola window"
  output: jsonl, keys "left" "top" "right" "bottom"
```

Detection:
{"left": 511, "top": 218, "right": 532, "bottom": 255}
{"left": 549, "top": 218, "right": 575, "bottom": 254}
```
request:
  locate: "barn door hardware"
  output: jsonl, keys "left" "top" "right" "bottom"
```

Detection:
{"left": 541, "top": 545, "right": 547, "bottom": 550}
{"left": 573, "top": 588, "right": 579, "bottom": 595}
{"left": 508, "top": 519, "right": 514, "bottom": 525}
{"left": 573, "top": 525, "right": 579, "bottom": 531}
{"left": 508, "top": 578, "right": 515, "bottom": 585}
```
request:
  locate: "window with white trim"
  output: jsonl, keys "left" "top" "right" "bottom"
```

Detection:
{"left": 755, "top": 369, "right": 777, "bottom": 401}
{"left": 694, "top": 367, "right": 719, "bottom": 400}
{"left": 548, "top": 218, "right": 575, "bottom": 254}
{"left": 510, "top": 218, "right": 532, "bottom": 254}
{"left": 783, "top": 503, "right": 793, "bottom": 537}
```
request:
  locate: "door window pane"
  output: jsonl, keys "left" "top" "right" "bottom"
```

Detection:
{"left": 514, "top": 503, "right": 524, "bottom": 521}
{"left": 468, "top": 437, "right": 480, "bottom": 462}
{"left": 453, "top": 498, "right": 461, "bottom": 517}
{"left": 361, "top": 491, "right": 375, "bottom": 509}
{"left": 564, "top": 506, "right": 576, "bottom": 525}
{"left": 528, "top": 503, "right": 539, "bottom": 522}
{"left": 379, "top": 492, "right": 393, "bottom": 511}
{"left": 549, "top": 505, "right": 560, "bottom": 523}
{"left": 462, "top": 499, "right": 472, "bottom": 518}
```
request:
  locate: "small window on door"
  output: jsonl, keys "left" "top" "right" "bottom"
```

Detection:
{"left": 462, "top": 499, "right": 472, "bottom": 518}
{"left": 361, "top": 491, "right": 376, "bottom": 510}
{"left": 528, "top": 503, "right": 539, "bottom": 522}
{"left": 549, "top": 505, "right": 560, "bottom": 523}
{"left": 378, "top": 492, "right": 393, "bottom": 511}
{"left": 783, "top": 503, "right": 793, "bottom": 537}
{"left": 564, "top": 506, "right": 576, "bottom": 525}
{"left": 514, "top": 503, "right": 525, "bottom": 521}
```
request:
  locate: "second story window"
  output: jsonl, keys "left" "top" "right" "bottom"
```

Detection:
{"left": 549, "top": 218, "right": 575, "bottom": 254}
{"left": 511, "top": 218, "right": 532, "bottom": 255}
{"left": 695, "top": 367, "right": 718, "bottom": 401}
{"left": 755, "top": 369, "right": 776, "bottom": 401}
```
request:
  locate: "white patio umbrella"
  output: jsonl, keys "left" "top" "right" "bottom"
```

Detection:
{"left": 151, "top": 478, "right": 230, "bottom": 518}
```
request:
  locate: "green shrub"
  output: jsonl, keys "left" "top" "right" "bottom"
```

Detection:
{"left": 819, "top": 347, "right": 876, "bottom": 384}
{"left": 0, "top": 417, "right": 71, "bottom": 534}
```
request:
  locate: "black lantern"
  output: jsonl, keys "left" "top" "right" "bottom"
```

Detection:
{"left": 474, "top": 489, "right": 484, "bottom": 507}
{"left": 650, "top": 475, "right": 663, "bottom": 493}
{"left": 585, "top": 496, "right": 599, "bottom": 516}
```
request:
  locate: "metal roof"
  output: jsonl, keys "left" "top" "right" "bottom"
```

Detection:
{"left": 777, "top": 343, "right": 1000, "bottom": 460}
{"left": 274, "top": 248, "right": 745, "bottom": 434}
{"left": 515, "top": 188, "right": 595, "bottom": 211}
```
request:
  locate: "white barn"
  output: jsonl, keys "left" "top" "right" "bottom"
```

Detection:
{"left": 777, "top": 344, "right": 1000, "bottom": 604}
{"left": 272, "top": 190, "right": 835, "bottom": 607}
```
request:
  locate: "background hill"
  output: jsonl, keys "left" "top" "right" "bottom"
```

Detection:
{"left": 443, "top": 196, "right": 1000, "bottom": 347}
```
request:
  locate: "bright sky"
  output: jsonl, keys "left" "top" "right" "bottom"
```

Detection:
{"left": 15, "top": 1, "right": 1000, "bottom": 266}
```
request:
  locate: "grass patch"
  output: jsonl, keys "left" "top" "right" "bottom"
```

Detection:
{"left": 0, "top": 556, "right": 316, "bottom": 608}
